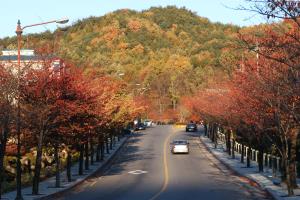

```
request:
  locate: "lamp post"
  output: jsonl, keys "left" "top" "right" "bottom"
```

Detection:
{"left": 14, "top": 18, "right": 68, "bottom": 200}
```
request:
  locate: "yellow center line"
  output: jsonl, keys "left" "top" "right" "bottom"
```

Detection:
{"left": 89, "top": 181, "right": 97, "bottom": 187}
{"left": 149, "top": 126, "right": 175, "bottom": 200}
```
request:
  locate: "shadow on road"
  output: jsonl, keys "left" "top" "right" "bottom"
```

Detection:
{"left": 98, "top": 132, "right": 154, "bottom": 176}
{"left": 173, "top": 128, "right": 201, "bottom": 139}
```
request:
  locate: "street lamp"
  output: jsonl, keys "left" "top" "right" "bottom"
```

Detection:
{"left": 14, "top": 18, "right": 69, "bottom": 200}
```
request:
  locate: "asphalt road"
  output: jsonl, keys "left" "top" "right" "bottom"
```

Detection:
{"left": 57, "top": 125, "right": 271, "bottom": 200}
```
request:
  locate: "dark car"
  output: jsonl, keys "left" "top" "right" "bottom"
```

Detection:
{"left": 135, "top": 123, "right": 146, "bottom": 131}
{"left": 186, "top": 123, "right": 197, "bottom": 132}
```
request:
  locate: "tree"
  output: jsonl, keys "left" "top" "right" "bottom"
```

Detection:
{"left": 20, "top": 60, "right": 98, "bottom": 194}
{"left": 239, "top": 19, "right": 300, "bottom": 195}
{"left": 0, "top": 63, "right": 17, "bottom": 198}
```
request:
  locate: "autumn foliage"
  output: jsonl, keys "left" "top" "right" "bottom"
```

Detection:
{"left": 0, "top": 56, "right": 142, "bottom": 195}
{"left": 182, "top": 18, "right": 300, "bottom": 195}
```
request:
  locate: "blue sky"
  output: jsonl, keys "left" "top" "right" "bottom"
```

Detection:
{"left": 1, "top": 0, "right": 266, "bottom": 38}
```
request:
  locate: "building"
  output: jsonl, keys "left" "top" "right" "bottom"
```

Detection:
{"left": 0, "top": 49, "right": 65, "bottom": 75}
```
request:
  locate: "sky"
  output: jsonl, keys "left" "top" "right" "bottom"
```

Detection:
{"left": 0, "top": 0, "right": 267, "bottom": 38}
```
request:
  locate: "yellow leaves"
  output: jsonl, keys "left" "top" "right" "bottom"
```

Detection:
{"left": 171, "top": 24, "right": 178, "bottom": 31}
{"left": 219, "top": 51, "right": 238, "bottom": 68}
{"left": 165, "top": 31, "right": 179, "bottom": 44}
{"left": 86, "top": 45, "right": 93, "bottom": 52}
{"left": 90, "top": 37, "right": 102, "bottom": 46}
{"left": 69, "top": 32, "right": 78, "bottom": 40}
{"left": 128, "top": 19, "right": 142, "bottom": 32}
{"left": 142, "top": 20, "right": 161, "bottom": 34}
{"left": 143, "top": 11, "right": 154, "bottom": 17}
{"left": 178, "top": 31, "right": 190, "bottom": 41}
{"left": 165, "top": 54, "right": 192, "bottom": 72}
{"left": 117, "top": 42, "right": 129, "bottom": 50}
{"left": 132, "top": 44, "right": 144, "bottom": 54}
{"left": 196, "top": 51, "right": 213, "bottom": 64}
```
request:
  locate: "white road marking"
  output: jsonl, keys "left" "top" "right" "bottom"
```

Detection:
{"left": 128, "top": 170, "right": 148, "bottom": 175}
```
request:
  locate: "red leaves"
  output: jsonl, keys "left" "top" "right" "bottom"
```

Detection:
{"left": 182, "top": 18, "right": 300, "bottom": 134}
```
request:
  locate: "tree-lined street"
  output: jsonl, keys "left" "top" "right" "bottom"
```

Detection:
{"left": 1, "top": 1, "right": 300, "bottom": 199}
{"left": 57, "top": 126, "right": 270, "bottom": 200}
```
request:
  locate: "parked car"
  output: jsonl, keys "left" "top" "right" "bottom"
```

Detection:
{"left": 144, "top": 120, "right": 152, "bottom": 127}
{"left": 186, "top": 123, "right": 197, "bottom": 132}
{"left": 170, "top": 140, "right": 189, "bottom": 154}
{"left": 135, "top": 123, "right": 146, "bottom": 131}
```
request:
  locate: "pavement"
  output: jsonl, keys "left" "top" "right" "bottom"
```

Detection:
{"left": 2, "top": 136, "right": 128, "bottom": 200}
{"left": 52, "top": 125, "right": 272, "bottom": 200}
{"left": 199, "top": 132, "right": 300, "bottom": 200}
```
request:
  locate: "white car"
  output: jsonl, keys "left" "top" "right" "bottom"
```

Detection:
{"left": 170, "top": 140, "right": 189, "bottom": 154}
{"left": 144, "top": 120, "right": 152, "bottom": 127}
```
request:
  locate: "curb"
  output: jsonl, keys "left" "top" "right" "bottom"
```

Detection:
{"left": 198, "top": 136, "right": 278, "bottom": 200}
{"left": 38, "top": 136, "right": 129, "bottom": 200}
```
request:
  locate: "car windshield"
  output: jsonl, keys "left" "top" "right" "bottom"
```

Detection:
{"left": 173, "top": 140, "right": 188, "bottom": 145}
{"left": 187, "top": 123, "right": 196, "bottom": 126}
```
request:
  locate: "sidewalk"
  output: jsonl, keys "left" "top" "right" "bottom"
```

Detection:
{"left": 2, "top": 136, "right": 128, "bottom": 200}
{"left": 200, "top": 135, "right": 300, "bottom": 200}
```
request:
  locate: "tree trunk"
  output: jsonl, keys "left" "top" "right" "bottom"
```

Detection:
{"left": 289, "top": 128, "right": 298, "bottom": 188}
{"left": 207, "top": 124, "right": 211, "bottom": 140}
{"left": 204, "top": 124, "right": 208, "bottom": 136}
{"left": 209, "top": 124, "right": 213, "bottom": 139}
{"left": 28, "top": 159, "right": 32, "bottom": 175}
{"left": 241, "top": 143, "right": 244, "bottom": 163}
{"left": 281, "top": 156, "right": 287, "bottom": 182}
{"left": 113, "top": 133, "right": 116, "bottom": 146}
{"left": 85, "top": 141, "right": 89, "bottom": 170}
{"left": 32, "top": 130, "right": 45, "bottom": 195}
{"left": 106, "top": 137, "right": 109, "bottom": 154}
{"left": 96, "top": 143, "right": 100, "bottom": 162}
{"left": 247, "top": 147, "right": 251, "bottom": 168}
{"left": 211, "top": 124, "right": 215, "bottom": 142}
{"left": 110, "top": 135, "right": 113, "bottom": 150}
{"left": 225, "top": 130, "right": 231, "bottom": 155}
{"left": 258, "top": 145, "right": 264, "bottom": 172}
{"left": 78, "top": 144, "right": 84, "bottom": 175}
{"left": 285, "top": 158, "right": 294, "bottom": 196}
{"left": 67, "top": 151, "right": 72, "bottom": 182}
{"left": 289, "top": 160, "right": 298, "bottom": 188}
{"left": 101, "top": 140, "right": 104, "bottom": 161}
{"left": 54, "top": 144, "right": 60, "bottom": 188}
{"left": 0, "top": 117, "right": 9, "bottom": 199}
{"left": 231, "top": 139, "right": 235, "bottom": 159}
{"left": 214, "top": 124, "right": 218, "bottom": 148}
{"left": 97, "top": 135, "right": 101, "bottom": 161}
{"left": 90, "top": 138, "right": 94, "bottom": 165}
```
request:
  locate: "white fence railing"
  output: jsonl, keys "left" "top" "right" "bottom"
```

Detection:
{"left": 217, "top": 132, "right": 283, "bottom": 176}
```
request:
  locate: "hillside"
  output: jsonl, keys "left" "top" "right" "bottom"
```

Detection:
{"left": 0, "top": 6, "right": 242, "bottom": 118}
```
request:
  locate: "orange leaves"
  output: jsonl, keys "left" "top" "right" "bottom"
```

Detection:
{"left": 132, "top": 44, "right": 144, "bottom": 54}
{"left": 103, "top": 27, "right": 119, "bottom": 42}
{"left": 127, "top": 19, "right": 142, "bottom": 32}
{"left": 88, "top": 75, "right": 139, "bottom": 128}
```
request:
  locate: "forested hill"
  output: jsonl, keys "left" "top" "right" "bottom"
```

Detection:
{"left": 59, "top": 6, "right": 240, "bottom": 79}
{"left": 0, "top": 6, "right": 242, "bottom": 115}
{"left": 0, "top": 6, "right": 240, "bottom": 74}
